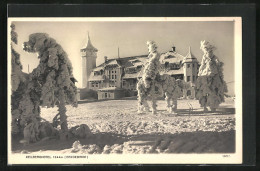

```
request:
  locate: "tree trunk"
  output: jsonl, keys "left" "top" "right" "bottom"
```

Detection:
{"left": 58, "top": 90, "right": 68, "bottom": 132}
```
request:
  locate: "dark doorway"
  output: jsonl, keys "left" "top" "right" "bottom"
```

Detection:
{"left": 187, "top": 90, "right": 191, "bottom": 96}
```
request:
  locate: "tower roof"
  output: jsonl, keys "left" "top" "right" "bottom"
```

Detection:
{"left": 183, "top": 46, "right": 198, "bottom": 63}
{"left": 82, "top": 32, "right": 98, "bottom": 52}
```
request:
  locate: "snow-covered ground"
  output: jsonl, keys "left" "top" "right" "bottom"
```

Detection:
{"left": 13, "top": 98, "right": 236, "bottom": 154}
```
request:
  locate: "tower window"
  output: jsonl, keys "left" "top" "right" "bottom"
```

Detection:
{"left": 187, "top": 76, "right": 190, "bottom": 82}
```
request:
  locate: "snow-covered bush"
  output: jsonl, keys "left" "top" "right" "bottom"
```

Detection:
{"left": 195, "top": 40, "right": 228, "bottom": 111}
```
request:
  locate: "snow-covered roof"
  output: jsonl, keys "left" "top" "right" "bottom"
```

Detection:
{"left": 127, "top": 61, "right": 143, "bottom": 68}
{"left": 106, "top": 59, "right": 121, "bottom": 66}
{"left": 123, "top": 73, "right": 140, "bottom": 79}
{"left": 88, "top": 73, "right": 104, "bottom": 81}
{"left": 123, "top": 61, "right": 134, "bottom": 68}
{"left": 93, "top": 66, "right": 104, "bottom": 71}
{"left": 98, "top": 87, "right": 124, "bottom": 91}
{"left": 123, "top": 70, "right": 143, "bottom": 79}
{"left": 160, "top": 69, "right": 184, "bottom": 75}
{"left": 160, "top": 51, "right": 184, "bottom": 64}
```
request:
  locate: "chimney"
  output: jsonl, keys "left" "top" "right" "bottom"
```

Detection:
{"left": 104, "top": 56, "right": 108, "bottom": 63}
{"left": 172, "top": 46, "right": 176, "bottom": 52}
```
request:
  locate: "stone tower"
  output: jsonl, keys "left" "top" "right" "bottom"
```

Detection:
{"left": 183, "top": 47, "right": 198, "bottom": 98}
{"left": 81, "top": 32, "right": 98, "bottom": 88}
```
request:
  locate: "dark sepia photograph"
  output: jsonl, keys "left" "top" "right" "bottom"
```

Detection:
{"left": 8, "top": 17, "right": 242, "bottom": 164}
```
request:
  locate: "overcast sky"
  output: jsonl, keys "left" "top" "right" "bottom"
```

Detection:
{"left": 12, "top": 20, "right": 235, "bottom": 95}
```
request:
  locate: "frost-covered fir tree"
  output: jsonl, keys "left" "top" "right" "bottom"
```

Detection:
{"left": 142, "top": 41, "right": 161, "bottom": 89}
{"left": 10, "top": 23, "right": 29, "bottom": 134}
{"left": 19, "top": 33, "right": 78, "bottom": 142}
{"left": 195, "top": 40, "right": 228, "bottom": 112}
{"left": 137, "top": 41, "right": 162, "bottom": 114}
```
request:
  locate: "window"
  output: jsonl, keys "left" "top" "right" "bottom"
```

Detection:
{"left": 112, "top": 75, "right": 114, "bottom": 79}
{"left": 109, "top": 75, "right": 111, "bottom": 79}
{"left": 115, "top": 70, "right": 116, "bottom": 73}
{"left": 112, "top": 71, "right": 114, "bottom": 73}
{"left": 92, "top": 83, "right": 94, "bottom": 87}
{"left": 187, "top": 64, "right": 190, "bottom": 68}
{"left": 193, "top": 76, "right": 195, "bottom": 81}
{"left": 115, "top": 75, "right": 117, "bottom": 79}
{"left": 187, "top": 76, "right": 190, "bottom": 82}
{"left": 165, "top": 62, "right": 169, "bottom": 67}
{"left": 96, "top": 83, "right": 98, "bottom": 87}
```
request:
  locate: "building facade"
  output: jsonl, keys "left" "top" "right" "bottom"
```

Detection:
{"left": 81, "top": 36, "right": 199, "bottom": 100}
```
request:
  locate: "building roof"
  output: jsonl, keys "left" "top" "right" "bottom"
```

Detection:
{"left": 96, "top": 55, "right": 148, "bottom": 69}
{"left": 123, "top": 73, "right": 141, "bottom": 79}
{"left": 106, "top": 59, "right": 121, "bottom": 66}
{"left": 160, "top": 51, "right": 184, "bottom": 64}
{"left": 98, "top": 87, "right": 124, "bottom": 91}
{"left": 93, "top": 66, "right": 104, "bottom": 71}
{"left": 127, "top": 61, "right": 143, "bottom": 68}
{"left": 81, "top": 32, "right": 98, "bottom": 52}
{"left": 122, "top": 70, "right": 143, "bottom": 79}
{"left": 88, "top": 73, "right": 104, "bottom": 81}
{"left": 183, "top": 47, "right": 198, "bottom": 63}
{"left": 160, "top": 68, "right": 184, "bottom": 75}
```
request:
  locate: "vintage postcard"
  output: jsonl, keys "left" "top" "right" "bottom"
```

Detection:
{"left": 8, "top": 17, "right": 242, "bottom": 164}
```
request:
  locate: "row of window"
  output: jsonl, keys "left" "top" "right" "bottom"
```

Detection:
{"left": 91, "top": 82, "right": 99, "bottom": 88}
{"left": 109, "top": 75, "right": 117, "bottom": 79}
{"left": 91, "top": 81, "right": 117, "bottom": 88}
{"left": 109, "top": 70, "right": 117, "bottom": 74}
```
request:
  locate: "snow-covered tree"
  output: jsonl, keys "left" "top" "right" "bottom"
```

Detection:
{"left": 137, "top": 41, "right": 162, "bottom": 114}
{"left": 195, "top": 40, "right": 228, "bottom": 112}
{"left": 141, "top": 41, "right": 161, "bottom": 89}
{"left": 19, "top": 33, "right": 78, "bottom": 142}
{"left": 10, "top": 23, "right": 28, "bottom": 134}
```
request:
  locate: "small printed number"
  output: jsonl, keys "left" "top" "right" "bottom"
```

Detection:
{"left": 222, "top": 155, "right": 231, "bottom": 157}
